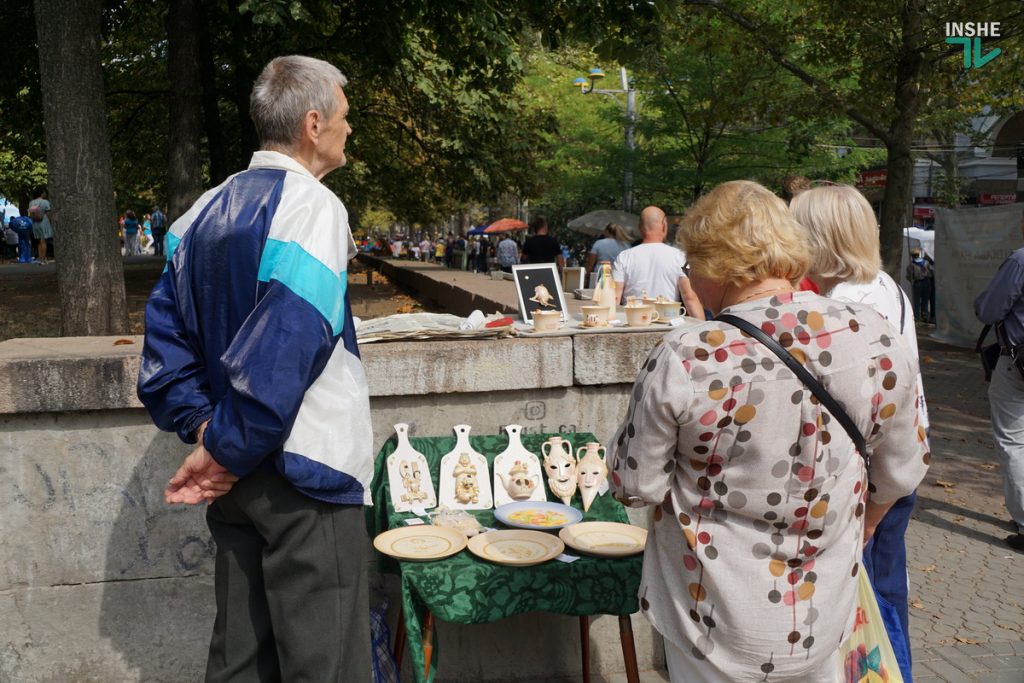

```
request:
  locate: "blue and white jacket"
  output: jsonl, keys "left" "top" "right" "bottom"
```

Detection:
{"left": 137, "top": 151, "right": 373, "bottom": 505}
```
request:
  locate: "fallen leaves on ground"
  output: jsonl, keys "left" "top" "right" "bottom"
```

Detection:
{"left": 955, "top": 636, "right": 979, "bottom": 645}
{"left": 113, "top": 338, "right": 135, "bottom": 345}
{"left": 920, "top": 564, "right": 937, "bottom": 573}
{"left": 910, "top": 599, "right": 925, "bottom": 609}
{"left": 935, "top": 479, "right": 956, "bottom": 489}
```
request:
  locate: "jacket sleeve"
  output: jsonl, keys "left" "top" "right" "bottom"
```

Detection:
{"left": 137, "top": 268, "right": 214, "bottom": 443}
{"left": 975, "top": 256, "right": 1024, "bottom": 325}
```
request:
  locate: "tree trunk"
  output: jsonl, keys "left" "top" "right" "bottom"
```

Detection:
{"left": 878, "top": 0, "right": 925, "bottom": 277}
{"left": 166, "top": 0, "right": 205, "bottom": 221}
{"left": 34, "top": 0, "right": 128, "bottom": 336}
{"left": 197, "top": 1, "right": 229, "bottom": 184}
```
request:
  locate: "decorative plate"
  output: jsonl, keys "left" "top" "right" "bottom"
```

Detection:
{"left": 373, "top": 525, "right": 467, "bottom": 562}
{"left": 467, "top": 529, "right": 565, "bottom": 567}
{"left": 494, "top": 501, "right": 583, "bottom": 530}
{"left": 558, "top": 521, "right": 648, "bottom": 557}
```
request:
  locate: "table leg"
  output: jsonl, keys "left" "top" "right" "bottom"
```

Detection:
{"left": 619, "top": 615, "right": 640, "bottom": 683}
{"left": 393, "top": 604, "right": 406, "bottom": 669}
{"left": 422, "top": 611, "right": 435, "bottom": 681}
{"left": 579, "top": 615, "right": 591, "bottom": 683}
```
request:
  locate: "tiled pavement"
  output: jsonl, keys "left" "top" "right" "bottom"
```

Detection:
{"left": 904, "top": 331, "right": 1023, "bottom": 681}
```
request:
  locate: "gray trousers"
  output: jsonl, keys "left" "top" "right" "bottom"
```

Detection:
{"left": 988, "top": 356, "right": 1024, "bottom": 534}
{"left": 204, "top": 466, "right": 372, "bottom": 683}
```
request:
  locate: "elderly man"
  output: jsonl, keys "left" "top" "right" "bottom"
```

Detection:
{"left": 613, "top": 205, "right": 703, "bottom": 317}
{"left": 137, "top": 56, "right": 373, "bottom": 681}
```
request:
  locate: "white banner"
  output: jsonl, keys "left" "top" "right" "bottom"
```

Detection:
{"left": 932, "top": 202, "right": 1022, "bottom": 347}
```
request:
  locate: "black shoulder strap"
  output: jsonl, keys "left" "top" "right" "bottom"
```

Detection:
{"left": 716, "top": 313, "right": 871, "bottom": 467}
{"left": 976, "top": 324, "right": 992, "bottom": 352}
{"left": 898, "top": 282, "right": 906, "bottom": 334}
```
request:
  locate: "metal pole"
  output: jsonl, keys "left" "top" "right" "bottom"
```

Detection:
{"left": 622, "top": 67, "right": 635, "bottom": 213}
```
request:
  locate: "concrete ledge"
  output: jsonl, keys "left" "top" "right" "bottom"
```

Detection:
{"left": 362, "top": 336, "right": 573, "bottom": 396}
{"left": 574, "top": 331, "right": 665, "bottom": 385}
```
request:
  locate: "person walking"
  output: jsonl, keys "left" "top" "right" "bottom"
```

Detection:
{"left": 521, "top": 215, "right": 563, "bottom": 269}
{"left": 122, "top": 210, "right": 140, "bottom": 256}
{"left": 974, "top": 210, "right": 1024, "bottom": 552}
{"left": 906, "top": 249, "right": 934, "bottom": 323}
{"left": 137, "top": 55, "right": 373, "bottom": 682}
{"left": 495, "top": 234, "right": 519, "bottom": 273}
{"left": 612, "top": 206, "right": 703, "bottom": 318}
{"left": 584, "top": 222, "right": 630, "bottom": 275}
{"left": 151, "top": 205, "right": 167, "bottom": 257}
{"left": 28, "top": 189, "right": 53, "bottom": 264}
{"left": 610, "top": 180, "right": 928, "bottom": 682}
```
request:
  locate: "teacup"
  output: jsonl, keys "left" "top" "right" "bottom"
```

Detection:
{"left": 533, "top": 310, "right": 562, "bottom": 332}
{"left": 625, "top": 304, "right": 660, "bottom": 327}
{"left": 654, "top": 300, "right": 682, "bottom": 320}
{"left": 580, "top": 305, "right": 610, "bottom": 328}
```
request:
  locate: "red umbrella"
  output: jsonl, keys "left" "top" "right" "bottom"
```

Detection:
{"left": 483, "top": 218, "right": 528, "bottom": 234}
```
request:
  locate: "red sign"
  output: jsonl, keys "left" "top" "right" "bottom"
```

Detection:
{"left": 913, "top": 207, "right": 935, "bottom": 218}
{"left": 857, "top": 169, "right": 887, "bottom": 188}
{"left": 979, "top": 193, "right": 1016, "bottom": 205}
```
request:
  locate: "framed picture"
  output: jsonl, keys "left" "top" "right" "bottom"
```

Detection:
{"left": 512, "top": 264, "right": 569, "bottom": 323}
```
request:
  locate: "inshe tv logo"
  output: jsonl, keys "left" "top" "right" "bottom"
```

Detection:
{"left": 945, "top": 22, "right": 1002, "bottom": 69}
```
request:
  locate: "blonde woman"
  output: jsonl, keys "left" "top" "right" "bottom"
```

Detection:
{"left": 609, "top": 180, "right": 928, "bottom": 682}
{"left": 791, "top": 183, "right": 928, "bottom": 680}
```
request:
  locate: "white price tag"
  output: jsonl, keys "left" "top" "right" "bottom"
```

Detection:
{"left": 404, "top": 518, "right": 426, "bottom": 526}
{"left": 556, "top": 553, "right": 580, "bottom": 563}
{"left": 410, "top": 504, "right": 428, "bottom": 517}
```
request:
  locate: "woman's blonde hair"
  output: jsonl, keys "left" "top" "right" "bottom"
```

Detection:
{"left": 677, "top": 180, "right": 810, "bottom": 286}
{"left": 790, "top": 184, "right": 881, "bottom": 284}
{"left": 604, "top": 222, "right": 631, "bottom": 243}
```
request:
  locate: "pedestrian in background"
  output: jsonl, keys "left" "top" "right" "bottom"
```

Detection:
{"left": 28, "top": 189, "right": 53, "bottom": 265}
{"left": 151, "top": 205, "right": 168, "bottom": 257}
{"left": 974, "top": 209, "right": 1024, "bottom": 552}
{"left": 122, "top": 210, "right": 140, "bottom": 256}
{"left": 906, "top": 248, "right": 935, "bottom": 324}
{"left": 584, "top": 222, "right": 631, "bottom": 274}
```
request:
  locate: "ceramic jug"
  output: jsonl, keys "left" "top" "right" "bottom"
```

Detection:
{"left": 576, "top": 442, "right": 608, "bottom": 512}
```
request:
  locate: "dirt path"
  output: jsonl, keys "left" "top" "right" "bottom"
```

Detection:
{"left": 0, "top": 257, "right": 427, "bottom": 341}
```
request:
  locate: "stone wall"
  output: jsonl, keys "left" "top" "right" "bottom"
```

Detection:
{"left": 0, "top": 330, "right": 665, "bottom": 682}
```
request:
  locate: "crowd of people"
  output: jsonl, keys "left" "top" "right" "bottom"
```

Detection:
{"left": 118, "top": 205, "right": 167, "bottom": 256}
{"left": 1, "top": 189, "right": 55, "bottom": 264}
{"left": 38, "top": 51, "right": 1013, "bottom": 683}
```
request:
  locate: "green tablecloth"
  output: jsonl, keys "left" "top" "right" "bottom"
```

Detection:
{"left": 367, "top": 431, "right": 642, "bottom": 682}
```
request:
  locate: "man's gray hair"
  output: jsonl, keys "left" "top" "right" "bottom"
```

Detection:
{"left": 250, "top": 55, "right": 348, "bottom": 149}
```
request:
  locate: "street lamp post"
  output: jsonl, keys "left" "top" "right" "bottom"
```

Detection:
{"left": 575, "top": 67, "right": 636, "bottom": 213}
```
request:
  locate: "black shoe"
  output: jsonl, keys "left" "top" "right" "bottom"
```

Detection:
{"left": 1006, "top": 533, "right": 1024, "bottom": 551}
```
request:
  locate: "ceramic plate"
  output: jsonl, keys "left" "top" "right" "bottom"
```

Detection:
{"left": 494, "top": 501, "right": 583, "bottom": 530}
{"left": 558, "top": 522, "right": 648, "bottom": 557}
{"left": 373, "top": 525, "right": 467, "bottom": 561}
{"left": 467, "top": 529, "right": 565, "bottom": 566}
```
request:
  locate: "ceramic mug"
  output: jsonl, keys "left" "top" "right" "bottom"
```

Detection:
{"left": 654, "top": 301, "right": 682, "bottom": 319}
{"left": 533, "top": 309, "right": 562, "bottom": 332}
{"left": 625, "top": 304, "right": 660, "bottom": 327}
{"left": 580, "top": 305, "right": 610, "bottom": 328}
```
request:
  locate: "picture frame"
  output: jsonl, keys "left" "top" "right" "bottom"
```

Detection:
{"left": 512, "top": 263, "right": 569, "bottom": 323}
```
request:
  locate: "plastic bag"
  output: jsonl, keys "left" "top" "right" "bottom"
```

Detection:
{"left": 838, "top": 571, "right": 904, "bottom": 683}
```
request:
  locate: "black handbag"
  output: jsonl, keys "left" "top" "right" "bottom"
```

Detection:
{"left": 977, "top": 325, "right": 1001, "bottom": 382}
{"left": 716, "top": 314, "right": 870, "bottom": 467}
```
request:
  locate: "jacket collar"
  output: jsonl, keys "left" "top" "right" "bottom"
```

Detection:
{"left": 248, "top": 150, "right": 317, "bottom": 179}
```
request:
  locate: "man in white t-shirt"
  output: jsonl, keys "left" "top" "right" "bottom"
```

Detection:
{"left": 613, "top": 206, "right": 704, "bottom": 317}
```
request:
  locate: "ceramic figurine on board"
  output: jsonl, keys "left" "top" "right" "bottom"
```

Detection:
{"left": 439, "top": 424, "right": 493, "bottom": 510}
{"left": 386, "top": 423, "right": 437, "bottom": 513}
{"left": 399, "top": 459, "right": 429, "bottom": 505}
{"left": 453, "top": 453, "right": 481, "bottom": 504}
{"left": 542, "top": 436, "right": 577, "bottom": 505}
{"left": 529, "top": 283, "right": 556, "bottom": 308}
{"left": 493, "top": 424, "right": 547, "bottom": 506}
{"left": 576, "top": 442, "right": 608, "bottom": 512}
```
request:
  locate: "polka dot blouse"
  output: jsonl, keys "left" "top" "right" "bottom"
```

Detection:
{"left": 610, "top": 290, "right": 929, "bottom": 680}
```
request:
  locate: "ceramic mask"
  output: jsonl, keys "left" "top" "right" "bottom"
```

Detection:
{"left": 542, "top": 438, "right": 577, "bottom": 504}
{"left": 575, "top": 443, "right": 608, "bottom": 512}
{"left": 453, "top": 453, "right": 480, "bottom": 505}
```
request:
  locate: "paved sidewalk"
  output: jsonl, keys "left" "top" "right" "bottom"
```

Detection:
{"left": 905, "top": 332, "right": 1024, "bottom": 682}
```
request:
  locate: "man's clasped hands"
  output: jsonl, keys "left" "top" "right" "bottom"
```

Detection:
{"left": 164, "top": 421, "right": 239, "bottom": 505}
